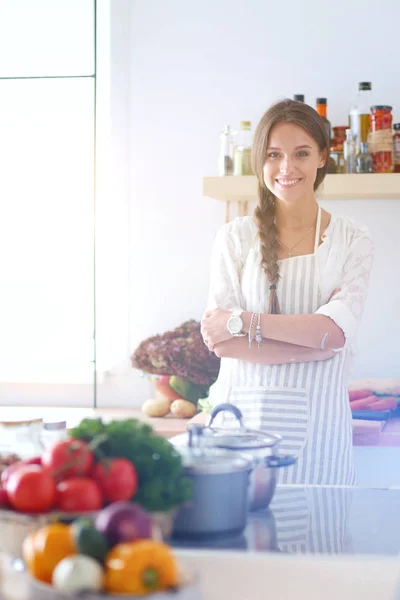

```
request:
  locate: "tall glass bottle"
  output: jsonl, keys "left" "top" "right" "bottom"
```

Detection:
{"left": 349, "top": 82, "right": 373, "bottom": 155}
{"left": 316, "top": 98, "right": 331, "bottom": 147}
{"left": 233, "top": 121, "right": 253, "bottom": 176}
{"left": 218, "top": 125, "right": 233, "bottom": 176}
{"left": 293, "top": 94, "right": 305, "bottom": 102}
{"left": 343, "top": 129, "right": 357, "bottom": 173}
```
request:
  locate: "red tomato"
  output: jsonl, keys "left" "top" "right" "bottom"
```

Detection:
{"left": 41, "top": 439, "right": 94, "bottom": 480}
{"left": 1, "top": 461, "right": 25, "bottom": 486}
{"left": 6, "top": 466, "right": 56, "bottom": 513}
{"left": 0, "top": 486, "right": 10, "bottom": 508}
{"left": 25, "top": 456, "right": 42, "bottom": 466}
{"left": 154, "top": 375, "right": 182, "bottom": 401}
{"left": 1, "top": 456, "right": 43, "bottom": 487}
{"left": 93, "top": 458, "right": 138, "bottom": 503}
{"left": 56, "top": 477, "right": 103, "bottom": 512}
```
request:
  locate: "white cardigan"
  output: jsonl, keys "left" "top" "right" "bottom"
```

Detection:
{"left": 206, "top": 212, "right": 375, "bottom": 355}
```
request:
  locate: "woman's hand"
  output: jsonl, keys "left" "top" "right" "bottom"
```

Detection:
{"left": 201, "top": 308, "right": 233, "bottom": 351}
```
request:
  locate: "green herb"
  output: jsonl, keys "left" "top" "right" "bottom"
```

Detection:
{"left": 197, "top": 397, "right": 214, "bottom": 414}
{"left": 69, "top": 418, "right": 191, "bottom": 512}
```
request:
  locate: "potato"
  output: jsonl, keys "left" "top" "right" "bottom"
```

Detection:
{"left": 141, "top": 397, "right": 171, "bottom": 417}
{"left": 170, "top": 399, "right": 197, "bottom": 419}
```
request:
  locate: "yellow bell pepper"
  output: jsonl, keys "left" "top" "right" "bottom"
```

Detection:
{"left": 104, "top": 539, "right": 178, "bottom": 596}
{"left": 22, "top": 523, "right": 76, "bottom": 584}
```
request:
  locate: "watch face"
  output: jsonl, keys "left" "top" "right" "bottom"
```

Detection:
{"left": 228, "top": 316, "right": 242, "bottom": 334}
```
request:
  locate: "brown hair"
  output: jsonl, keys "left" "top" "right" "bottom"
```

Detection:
{"left": 252, "top": 98, "right": 329, "bottom": 314}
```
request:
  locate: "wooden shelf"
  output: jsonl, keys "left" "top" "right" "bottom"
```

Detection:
{"left": 203, "top": 174, "right": 400, "bottom": 203}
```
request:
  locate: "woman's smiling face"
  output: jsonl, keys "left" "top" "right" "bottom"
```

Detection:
{"left": 263, "top": 122, "right": 326, "bottom": 203}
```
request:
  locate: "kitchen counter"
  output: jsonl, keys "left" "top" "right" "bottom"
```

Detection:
{"left": 172, "top": 485, "right": 400, "bottom": 556}
{"left": 2, "top": 485, "right": 400, "bottom": 600}
{"left": 0, "top": 406, "right": 188, "bottom": 440}
{"left": 2, "top": 550, "right": 400, "bottom": 600}
{"left": 5, "top": 404, "right": 400, "bottom": 488}
{"left": 2, "top": 405, "right": 400, "bottom": 447}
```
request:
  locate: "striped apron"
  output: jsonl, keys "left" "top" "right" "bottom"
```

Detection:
{"left": 216, "top": 206, "right": 356, "bottom": 485}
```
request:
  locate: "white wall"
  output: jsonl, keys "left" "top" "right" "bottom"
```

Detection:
{"left": 108, "top": 0, "right": 400, "bottom": 405}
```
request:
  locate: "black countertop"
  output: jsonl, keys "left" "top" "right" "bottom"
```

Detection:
{"left": 172, "top": 485, "right": 400, "bottom": 555}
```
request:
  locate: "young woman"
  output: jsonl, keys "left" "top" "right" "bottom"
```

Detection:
{"left": 201, "top": 99, "right": 375, "bottom": 485}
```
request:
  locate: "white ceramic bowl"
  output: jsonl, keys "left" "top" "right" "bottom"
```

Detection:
{"left": 27, "top": 572, "right": 201, "bottom": 600}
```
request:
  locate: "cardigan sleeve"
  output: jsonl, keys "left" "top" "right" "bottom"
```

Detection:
{"left": 315, "top": 226, "right": 375, "bottom": 353}
{"left": 206, "top": 221, "right": 245, "bottom": 312}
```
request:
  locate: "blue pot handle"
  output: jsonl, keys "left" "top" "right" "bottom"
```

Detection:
{"left": 209, "top": 403, "right": 244, "bottom": 427}
{"left": 266, "top": 454, "right": 297, "bottom": 468}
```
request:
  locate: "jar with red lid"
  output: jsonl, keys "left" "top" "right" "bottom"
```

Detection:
{"left": 393, "top": 123, "right": 400, "bottom": 173}
{"left": 369, "top": 105, "right": 393, "bottom": 173}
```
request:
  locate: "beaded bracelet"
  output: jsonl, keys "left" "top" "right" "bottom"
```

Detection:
{"left": 255, "top": 312, "right": 262, "bottom": 348}
{"left": 248, "top": 312, "right": 257, "bottom": 348}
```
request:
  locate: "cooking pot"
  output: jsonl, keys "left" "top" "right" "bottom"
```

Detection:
{"left": 172, "top": 423, "right": 252, "bottom": 538}
{"left": 170, "top": 403, "right": 296, "bottom": 512}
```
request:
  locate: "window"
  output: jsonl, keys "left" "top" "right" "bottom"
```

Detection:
{"left": 0, "top": 0, "right": 96, "bottom": 405}
{"left": 0, "top": 0, "right": 94, "bottom": 77}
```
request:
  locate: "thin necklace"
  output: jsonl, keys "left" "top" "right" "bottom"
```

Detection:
{"left": 277, "top": 226, "right": 315, "bottom": 258}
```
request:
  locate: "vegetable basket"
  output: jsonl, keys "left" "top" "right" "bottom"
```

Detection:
{"left": 27, "top": 575, "right": 201, "bottom": 600}
{"left": 6, "top": 556, "right": 201, "bottom": 600}
{"left": 0, "top": 507, "right": 176, "bottom": 559}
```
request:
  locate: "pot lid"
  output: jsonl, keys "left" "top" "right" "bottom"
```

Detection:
{"left": 180, "top": 447, "right": 252, "bottom": 475}
{"left": 205, "top": 403, "right": 281, "bottom": 451}
{"left": 209, "top": 427, "right": 281, "bottom": 451}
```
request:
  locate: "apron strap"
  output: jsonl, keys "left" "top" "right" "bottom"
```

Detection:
{"left": 314, "top": 206, "right": 322, "bottom": 253}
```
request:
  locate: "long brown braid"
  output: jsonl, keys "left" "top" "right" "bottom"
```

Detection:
{"left": 252, "top": 99, "right": 330, "bottom": 314}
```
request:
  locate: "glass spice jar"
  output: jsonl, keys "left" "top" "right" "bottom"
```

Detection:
{"left": 41, "top": 420, "right": 68, "bottom": 448}
{"left": 332, "top": 126, "right": 347, "bottom": 151}
{"left": 0, "top": 418, "right": 44, "bottom": 459}
{"left": 330, "top": 150, "right": 345, "bottom": 173}
{"left": 369, "top": 105, "right": 393, "bottom": 173}
{"left": 393, "top": 123, "right": 400, "bottom": 173}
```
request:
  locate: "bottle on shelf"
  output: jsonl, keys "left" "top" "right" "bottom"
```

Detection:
{"left": 233, "top": 121, "right": 253, "bottom": 176}
{"left": 331, "top": 126, "right": 347, "bottom": 151}
{"left": 356, "top": 142, "right": 373, "bottom": 174}
{"left": 343, "top": 129, "right": 357, "bottom": 173}
{"left": 349, "top": 82, "right": 373, "bottom": 155}
{"left": 293, "top": 94, "right": 305, "bottom": 102}
{"left": 316, "top": 98, "right": 331, "bottom": 147}
{"left": 394, "top": 123, "right": 400, "bottom": 173}
{"left": 329, "top": 149, "right": 345, "bottom": 173}
{"left": 218, "top": 125, "right": 234, "bottom": 176}
{"left": 330, "top": 125, "right": 347, "bottom": 174}
{"left": 369, "top": 105, "right": 393, "bottom": 173}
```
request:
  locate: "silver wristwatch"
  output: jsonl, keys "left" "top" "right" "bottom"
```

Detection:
{"left": 227, "top": 309, "right": 246, "bottom": 337}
